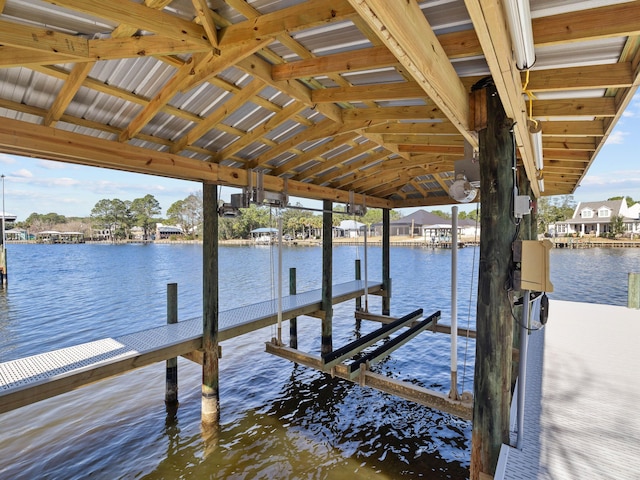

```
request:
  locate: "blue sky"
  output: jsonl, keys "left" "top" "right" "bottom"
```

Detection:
{"left": 1, "top": 91, "right": 639, "bottom": 221}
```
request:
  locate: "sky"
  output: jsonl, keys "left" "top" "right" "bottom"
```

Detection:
{"left": 1, "top": 91, "right": 639, "bottom": 221}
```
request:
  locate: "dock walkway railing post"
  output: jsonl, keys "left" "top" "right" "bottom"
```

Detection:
{"left": 629, "top": 273, "right": 640, "bottom": 309}
{"left": 166, "top": 283, "right": 178, "bottom": 406}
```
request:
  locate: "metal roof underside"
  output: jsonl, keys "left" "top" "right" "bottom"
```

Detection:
{"left": 0, "top": 0, "right": 638, "bottom": 209}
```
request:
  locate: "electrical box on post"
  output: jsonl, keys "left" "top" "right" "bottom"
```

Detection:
{"left": 513, "top": 240, "right": 554, "bottom": 292}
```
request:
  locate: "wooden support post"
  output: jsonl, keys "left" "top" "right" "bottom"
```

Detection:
{"left": 629, "top": 273, "right": 640, "bottom": 309}
{"left": 355, "top": 259, "right": 362, "bottom": 329}
{"left": 202, "top": 183, "right": 220, "bottom": 426}
{"left": 165, "top": 282, "right": 179, "bottom": 406}
{"left": 382, "top": 208, "right": 391, "bottom": 316}
{"left": 471, "top": 80, "right": 515, "bottom": 480}
{"left": 0, "top": 246, "right": 6, "bottom": 287}
{"left": 321, "top": 199, "right": 333, "bottom": 355}
{"left": 289, "top": 267, "right": 298, "bottom": 349}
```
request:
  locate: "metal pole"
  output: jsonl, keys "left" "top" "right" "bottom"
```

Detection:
{"left": 277, "top": 215, "right": 283, "bottom": 344}
{"left": 363, "top": 227, "right": 369, "bottom": 312}
{"left": 516, "top": 290, "right": 531, "bottom": 450}
{"left": 450, "top": 206, "right": 459, "bottom": 400}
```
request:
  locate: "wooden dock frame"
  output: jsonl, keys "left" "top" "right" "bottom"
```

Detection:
{"left": 264, "top": 309, "right": 473, "bottom": 420}
{"left": 265, "top": 340, "right": 472, "bottom": 421}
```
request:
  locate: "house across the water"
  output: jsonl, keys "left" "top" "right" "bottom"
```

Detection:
{"left": 549, "top": 199, "right": 640, "bottom": 237}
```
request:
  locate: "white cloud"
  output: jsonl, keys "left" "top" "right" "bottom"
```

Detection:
{"left": 0, "top": 153, "right": 17, "bottom": 165}
{"left": 605, "top": 131, "right": 628, "bottom": 145}
{"left": 622, "top": 110, "right": 634, "bottom": 118}
{"left": 37, "top": 159, "right": 69, "bottom": 170}
{"left": 11, "top": 168, "right": 34, "bottom": 178}
{"left": 51, "top": 177, "right": 81, "bottom": 187}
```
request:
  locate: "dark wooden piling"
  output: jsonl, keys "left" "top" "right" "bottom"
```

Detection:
{"left": 202, "top": 183, "right": 220, "bottom": 425}
{"left": 0, "top": 246, "right": 6, "bottom": 286}
{"left": 355, "top": 259, "right": 362, "bottom": 329}
{"left": 382, "top": 208, "right": 391, "bottom": 316}
{"left": 165, "top": 282, "right": 179, "bottom": 405}
{"left": 321, "top": 199, "right": 333, "bottom": 355}
{"left": 289, "top": 267, "right": 298, "bottom": 349}
{"left": 470, "top": 80, "right": 515, "bottom": 480}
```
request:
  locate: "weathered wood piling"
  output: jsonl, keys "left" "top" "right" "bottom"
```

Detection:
{"left": 166, "top": 283, "right": 178, "bottom": 406}
{"left": 202, "top": 183, "right": 220, "bottom": 426}
{"left": 470, "top": 80, "right": 516, "bottom": 480}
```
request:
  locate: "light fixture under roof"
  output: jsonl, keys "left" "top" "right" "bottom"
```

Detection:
{"left": 503, "top": 0, "right": 536, "bottom": 70}
{"left": 449, "top": 175, "right": 478, "bottom": 203}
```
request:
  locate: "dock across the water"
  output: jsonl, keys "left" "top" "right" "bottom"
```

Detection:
{"left": 0, "top": 280, "right": 382, "bottom": 414}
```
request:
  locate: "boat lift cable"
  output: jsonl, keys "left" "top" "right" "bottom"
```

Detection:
{"left": 461, "top": 202, "right": 480, "bottom": 395}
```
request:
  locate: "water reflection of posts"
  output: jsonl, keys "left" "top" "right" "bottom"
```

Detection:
{"left": 166, "top": 283, "right": 178, "bottom": 407}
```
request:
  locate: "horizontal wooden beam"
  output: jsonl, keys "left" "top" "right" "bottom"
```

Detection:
{"left": 0, "top": 117, "right": 393, "bottom": 209}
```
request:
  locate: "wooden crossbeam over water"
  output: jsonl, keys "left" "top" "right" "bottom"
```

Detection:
{"left": 0, "top": 280, "right": 381, "bottom": 414}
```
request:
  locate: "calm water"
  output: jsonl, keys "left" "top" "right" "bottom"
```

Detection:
{"left": 0, "top": 244, "right": 637, "bottom": 479}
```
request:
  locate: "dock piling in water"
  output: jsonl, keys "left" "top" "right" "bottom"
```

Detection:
{"left": 166, "top": 283, "right": 178, "bottom": 406}
{"left": 289, "top": 268, "right": 297, "bottom": 349}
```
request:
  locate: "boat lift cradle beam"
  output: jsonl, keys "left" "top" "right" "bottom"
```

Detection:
{"left": 265, "top": 310, "right": 472, "bottom": 420}
{"left": 321, "top": 308, "right": 423, "bottom": 370}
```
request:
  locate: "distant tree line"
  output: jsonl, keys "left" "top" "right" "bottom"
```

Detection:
{"left": 16, "top": 192, "right": 638, "bottom": 241}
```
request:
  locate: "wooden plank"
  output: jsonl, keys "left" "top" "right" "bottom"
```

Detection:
{"left": 525, "top": 63, "right": 634, "bottom": 92}
{"left": 311, "top": 82, "right": 427, "bottom": 103}
{"left": 264, "top": 342, "right": 472, "bottom": 420}
{"left": 273, "top": 45, "right": 397, "bottom": 80}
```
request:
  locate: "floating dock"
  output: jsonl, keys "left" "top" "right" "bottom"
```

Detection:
{"left": 496, "top": 300, "right": 640, "bottom": 479}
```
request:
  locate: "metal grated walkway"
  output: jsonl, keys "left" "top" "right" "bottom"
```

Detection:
{"left": 0, "top": 280, "right": 382, "bottom": 414}
{"left": 496, "top": 300, "right": 640, "bottom": 479}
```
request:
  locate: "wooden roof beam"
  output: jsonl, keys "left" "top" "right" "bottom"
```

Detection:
{"left": 272, "top": 45, "right": 397, "bottom": 81}
{"left": 218, "top": 0, "right": 356, "bottom": 47}
{"left": 533, "top": 98, "right": 617, "bottom": 118}
{"left": 0, "top": 116, "right": 392, "bottom": 209}
{"left": 41, "top": 0, "right": 212, "bottom": 48}
{"left": 171, "top": 78, "right": 266, "bottom": 154}
{"left": 294, "top": 143, "right": 382, "bottom": 183}
{"left": 236, "top": 55, "right": 343, "bottom": 124}
{"left": 524, "top": 63, "right": 634, "bottom": 93}
{"left": 347, "top": 0, "right": 477, "bottom": 149}
{"left": 271, "top": 132, "right": 361, "bottom": 177}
